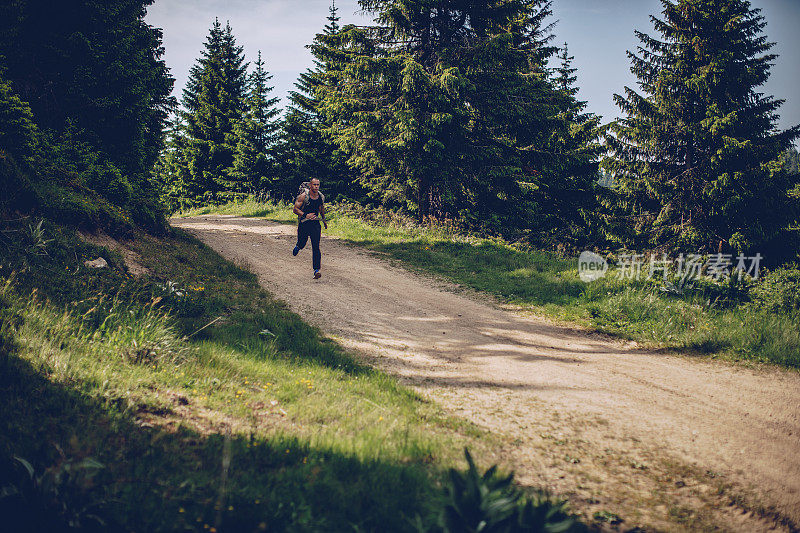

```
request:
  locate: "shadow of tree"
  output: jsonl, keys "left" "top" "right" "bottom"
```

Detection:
{"left": 0, "top": 355, "right": 445, "bottom": 532}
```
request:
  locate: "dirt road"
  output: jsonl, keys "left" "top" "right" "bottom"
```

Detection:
{"left": 173, "top": 215, "right": 800, "bottom": 531}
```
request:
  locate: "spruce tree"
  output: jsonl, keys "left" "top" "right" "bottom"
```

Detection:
{"left": 230, "top": 51, "right": 281, "bottom": 197}
{"left": 606, "top": 0, "right": 800, "bottom": 257}
{"left": 178, "top": 19, "right": 249, "bottom": 205}
{"left": 280, "top": 1, "right": 363, "bottom": 202}
{"left": 152, "top": 110, "right": 191, "bottom": 213}
{"left": 0, "top": 0, "right": 175, "bottom": 225}
{"left": 315, "top": 0, "right": 567, "bottom": 228}
{"left": 529, "top": 41, "right": 605, "bottom": 247}
{"left": 554, "top": 43, "right": 577, "bottom": 95}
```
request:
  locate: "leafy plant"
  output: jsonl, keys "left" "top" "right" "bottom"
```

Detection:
{"left": 1, "top": 453, "right": 109, "bottom": 531}
{"left": 750, "top": 264, "right": 800, "bottom": 315}
{"left": 432, "top": 449, "right": 584, "bottom": 533}
{"left": 26, "top": 219, "right": 53, "bottom": 256}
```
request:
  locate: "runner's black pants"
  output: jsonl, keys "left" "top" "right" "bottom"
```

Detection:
{"left": 296, "top": 220, "right": 321, "bottom": 271}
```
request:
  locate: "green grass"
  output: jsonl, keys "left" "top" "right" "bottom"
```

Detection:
{"left": 0, "top": 217, "right": 505, "bottom": 531}
{"left": 178, "top": 198, "right": 295, "bottom": 222}
{"left": 190, "top": 198, "right": 800, "bottom": 369}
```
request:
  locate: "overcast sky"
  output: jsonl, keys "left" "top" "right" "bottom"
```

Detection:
{"left": 145, "top": 0, "right": 800, "bottom": 137}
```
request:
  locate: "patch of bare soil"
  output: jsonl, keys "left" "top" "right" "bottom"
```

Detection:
{"left": 173, "top": 215, "right": 800, "bottom": 532}
{"left": 78, "top": 230, "right": 150, "bottom": 276}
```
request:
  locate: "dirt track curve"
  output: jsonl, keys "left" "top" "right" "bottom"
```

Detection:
{"left": 173, "top": 215, "right": 800, "bottom": 532}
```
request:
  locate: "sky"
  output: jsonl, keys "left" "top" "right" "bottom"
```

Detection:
{"left": 145, "top": 0, "right": 800, "bottom": 137}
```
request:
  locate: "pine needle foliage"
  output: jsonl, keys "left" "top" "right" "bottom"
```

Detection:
{"left": 314, "top": 0, "right": 591, "bottom": 234}
{"left": 605, "top": 0, "right": 800, "bottom": 258}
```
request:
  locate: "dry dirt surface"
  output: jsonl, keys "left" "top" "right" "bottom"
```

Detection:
{"left": 173, "top": 215, "right": 800, "bottom": 532}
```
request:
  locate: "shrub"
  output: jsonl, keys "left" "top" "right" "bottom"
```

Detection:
{"left": 426, "top": 449, "right": 584, "bottom": 533}
{"left": 750, "top": 264, "right": 800, "bottom": 315}
{"left": 0, "top": 454, "right": 109, "bottom": 531}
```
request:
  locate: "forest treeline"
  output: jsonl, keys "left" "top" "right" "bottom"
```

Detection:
{"left": 1, "top": 0, "right": 799, "bottom": 263}
{"left": 0, "top": 0, "right": 174, "bottom": 231}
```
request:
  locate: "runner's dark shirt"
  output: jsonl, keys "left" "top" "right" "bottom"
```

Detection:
{"left": 300, "top": 194, "right": 323, "bottom": 222}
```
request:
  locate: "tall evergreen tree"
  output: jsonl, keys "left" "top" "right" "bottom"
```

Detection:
{"left": 315, "top": 0, "right": 568, "bottom": 229}
{"left": 279, "top": 1, "right": 364, "bottom": 202}
{"left": 230, "top": 51, "right": 281, "bottom": 197}
{"left": 606, "top": 0, "right": 800, "bottom": 257}
{"left": 178, "top": 19, "right": 249, "bottom": 205}
{"left": 554, "top": 42, "right": 577, "bottom": 95}
{"left": 528, "top": 41, "right": 605, "bottom": 246}
{"left": 152, "top": 110, "right": 191, "bottom": 212}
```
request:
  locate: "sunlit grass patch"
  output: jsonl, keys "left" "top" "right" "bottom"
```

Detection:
{"left": 176, "top": 197, "right": 295, "bottom": 222}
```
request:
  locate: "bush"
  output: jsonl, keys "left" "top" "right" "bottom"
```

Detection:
{"left": 0, "top": 454, "right": 109, "bottom": 532}
{"left": 424, "top": 449, "right": 584, "bottom": 533}
{"left": 750, "top": 264, "right": 800, "bottom": 315}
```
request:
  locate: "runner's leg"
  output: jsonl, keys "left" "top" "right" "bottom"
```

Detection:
{"left": 309, "top": 221, "right": 321, "bottom": 271}
{"left": 296, "top": 222, "right": 310, "bottom": 250}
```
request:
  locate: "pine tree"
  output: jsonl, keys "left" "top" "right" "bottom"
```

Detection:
{"left": 606, "top": 0, "right": 800, "bottom": 257}
{"left": 152, "top": 110, "right": 191, "bottom": 213}
{"left": 554, "top": 43, "right": 577, "bottom": 96}
{"left": 279, "top": 1, "right": 364, "bottom": 202}
{"left": 315, "top": 0, "right": 567, "bottom": 228}
{"left": 230, "top": 51, "right": 281, "bottom": 197}
{"left": 526, "top": 41, "right": 605, "bottom": 247}
{"left": 178, "top": 19, "right": 249, "bottom": 205}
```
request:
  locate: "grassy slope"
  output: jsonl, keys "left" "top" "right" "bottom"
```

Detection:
{"left": 180, "top": 200, "right": 800, "bottom": 368}
{"left": 0, "top": 218, "right": 498, "bottom": 532}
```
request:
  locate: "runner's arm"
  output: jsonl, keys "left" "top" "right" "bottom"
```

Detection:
{"left": 320, "top": 203, "right": 328, "bottom": 229}
{"left": 293, "top": 194, "right": 315, "bottom": 219}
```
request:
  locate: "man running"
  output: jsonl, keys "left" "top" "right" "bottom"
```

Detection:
{"left": 292, "top": 178, "right": 327, "bottom": 279}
